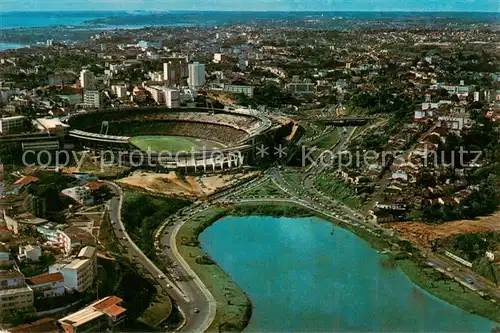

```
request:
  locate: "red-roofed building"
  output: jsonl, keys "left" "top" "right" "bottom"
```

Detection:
{"left": 28, "top": 272, "right": 65, "bottom": 299}
{"left": 0, "top": 227, "right": 12, "bottom": 242}
{"left": 91, "top": 295, "right": 123, "bottom": 311}
{"left": 86, "top": 181, "right": 104, "bottom": 192}
{"left": 59, "top": 295, "right": 126, "bottom": 333}
{"left": 8, "top": 317, "right": 59, "bottom": 333}
{"left": 14, "top": 175, "right": 40, "bottom": 186}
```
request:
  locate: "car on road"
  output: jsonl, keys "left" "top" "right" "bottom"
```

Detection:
{"left": 465, "top": 277, "right": 474, "bottom": 284}
{"left": 193, "top": 308, "right": 200, "bottom": 313}
{"left": 446, "top": 267, "right": 453, "bottom": 272}
{"left": 158, "top": 274, "right": 165, "bottom": 279}
{"left": 166, "top": 283, "right": 172, "bottom": 288}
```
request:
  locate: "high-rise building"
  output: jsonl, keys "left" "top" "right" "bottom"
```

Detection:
{"left": 163, "top": 58, "right": 188, "bottom": 86}
{"left": 79, "top": 69, "right": 95, "bottom": 90}
{"left": 188, "top": 62, "right": 206, "bottom": 88}
{"left": 83, "top": 90, "right": 101, "bottom": 108}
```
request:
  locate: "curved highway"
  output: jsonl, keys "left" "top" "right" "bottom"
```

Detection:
{"left": 104, "top": 182, "right": 212, "bottom": 332}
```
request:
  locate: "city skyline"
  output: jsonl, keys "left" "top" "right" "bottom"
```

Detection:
{"left": 0, "top": 0, "right": 499, "bottom": 13}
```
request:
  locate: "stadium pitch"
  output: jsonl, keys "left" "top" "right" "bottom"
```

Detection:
{"left": 130, "top": 135, "right": 226, "bottom": 152}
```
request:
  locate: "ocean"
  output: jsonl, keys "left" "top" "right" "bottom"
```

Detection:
{"left": 0, "top": 11, "right": 498, "bottom": 29}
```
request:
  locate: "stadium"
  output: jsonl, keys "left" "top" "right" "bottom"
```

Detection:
{"left": 67, "top": 107, "right": 278, "bottom": 172}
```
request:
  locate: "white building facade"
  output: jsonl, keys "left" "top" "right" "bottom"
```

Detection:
{"left": 188, "top": 62, "right": 206, "bottom": 88}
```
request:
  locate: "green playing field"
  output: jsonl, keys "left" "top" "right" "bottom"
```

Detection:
{"left": 130, "top": 135, "right": 226, "bottom": 152}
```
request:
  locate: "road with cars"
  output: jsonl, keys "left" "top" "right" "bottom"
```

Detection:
{"left": 105, "top": 182, "right": 210, "bottom": 333}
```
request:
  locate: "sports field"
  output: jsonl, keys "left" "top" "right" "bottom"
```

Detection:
{"left": 130, "top": 135, "right": 226, "bottom": 152}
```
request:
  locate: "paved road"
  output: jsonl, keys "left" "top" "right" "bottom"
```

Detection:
{"left": 427, "top": 253, "right": 500, "bottom": 299}
{"left": 104, "top": 182, "right": 210, "bottom": 332}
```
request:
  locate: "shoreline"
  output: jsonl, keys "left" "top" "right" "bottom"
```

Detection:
{"left": 176, "top": 202, "right": 500, "bottom": 331}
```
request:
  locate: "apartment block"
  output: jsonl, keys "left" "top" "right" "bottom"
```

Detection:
{"left": 0, "top": 116, "right": 26, "bottom": 134}
{"left": 49, "top": 246, "right": 96, "bottom": 292}
{"left": 0, "top": 270, "right": 34, "bottom": 313}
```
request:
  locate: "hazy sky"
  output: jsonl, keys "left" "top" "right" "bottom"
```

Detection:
{"left": 1, "top": 0, "right": 499, "bottom": 12}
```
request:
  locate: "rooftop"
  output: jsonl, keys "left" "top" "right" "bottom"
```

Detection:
{"left": 60, "top": 306, "right": 104, "bottom": 327}
{"left": 0, "top": 269, "right": 24, "bottom": 280}
{"left": 60, "top": 295, "right": 126, "bottom": 327}
{"left": 65, "top": 258, "right": 90, "bottom": 270}
{"left": 14, "top": 175, "right": 40, "bottom": 186}
{"left": 8, "top": 318, "right": 58, "bottom": 333}
{"left": 77, "top": 246, "right": 96, "bottom": 259}
{"left": 28, "top": 272, "right": 64, "bottom": 286}
{"left": 91, "top": 295, "right": 126, "bottom": 317}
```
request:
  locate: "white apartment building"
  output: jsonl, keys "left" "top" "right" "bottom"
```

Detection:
{"left": 79, "top": 69, "right": 95, "bottom": 90}
{"left": 188, "top": 62, "right": 206, "bottom": 88}
{"left": 144, "top": 86, "right": 180, "bottom": 107}
{"left": 111, "top": 85, "right": 128, "bottom": 98}
{"left": 49, "top": 246, "right": 97, "bottom": 293}
{"left": 144, "top": 85, "right": 165, "bottom": 104}
{"left": 164, "top": 88, "right": 180, "bottom": 108}
{"left": 18, "top": 244, "right": 42, "bottom": 262}
{"left": 440, "top": 81, "right": 474, "bottom": 96}
{"left": 148, "top": 71, "right": 163, "bottom": 82}
{"left": 223, "top": 84, "right": 254, "bottom": 98}
{"left": 83, "top": 90, "right": 101, "bottom": 109}
{"left": 0, "top": 115, "right": 26, "bottom": 134}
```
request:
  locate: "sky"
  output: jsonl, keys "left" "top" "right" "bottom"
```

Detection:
{"left": 0, "top": 0, "right": 499, "bottom": 12}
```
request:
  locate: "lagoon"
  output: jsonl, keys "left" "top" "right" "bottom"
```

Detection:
{"left": 199, "top": 216, "right": 498, "bottom": 332}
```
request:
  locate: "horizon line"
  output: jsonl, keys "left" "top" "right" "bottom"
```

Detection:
{"left": 1, "top": 9, "right": 499, "bottom": 13}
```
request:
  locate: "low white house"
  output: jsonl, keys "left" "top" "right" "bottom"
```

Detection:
{"left": 18, "top": 244, "right": 42, "bottom": 262}
{"left": 61, "top": 186, "right": 94, "bottom": 206}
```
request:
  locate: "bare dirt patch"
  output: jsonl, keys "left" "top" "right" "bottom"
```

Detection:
{"left": 118, "top": 170, "right": 260, "bottom": 199}
{"left": 387, "top": 211, "right": 500, "bottom": 248}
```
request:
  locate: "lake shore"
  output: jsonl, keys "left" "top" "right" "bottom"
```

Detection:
{"left": 176, "top": 202, "right": 500, "bottom": 331}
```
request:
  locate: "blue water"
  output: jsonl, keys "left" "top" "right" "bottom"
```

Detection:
{"left": 200, "top": 216, "right": 498, "bottom": 332}
{"left": 0, "top": 11, "right": 114, "bottom": 29}
{"left": 0, "top": 43, "right": 28, "bottom": 51}
{"left": 1, "top": 11, "right": 498, "bottom": 29}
